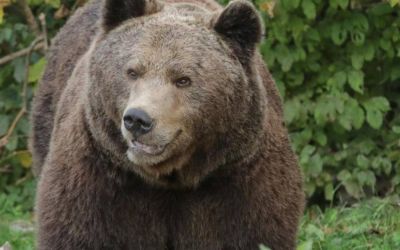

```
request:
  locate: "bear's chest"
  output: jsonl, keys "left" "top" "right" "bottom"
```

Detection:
{"left": 87, "top": 185, "right": 253, "bottom": 250}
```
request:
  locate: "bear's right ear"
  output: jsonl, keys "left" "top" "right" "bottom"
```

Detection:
{"left": 103, "top": 0, "right": 163, "bottom": 32}
{"left": 212, "top": 0, "right": 263, "bottom": 61}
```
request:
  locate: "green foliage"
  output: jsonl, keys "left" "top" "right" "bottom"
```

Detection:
{"left": 0, "top": 0, "right": 74, "bottom": 203}
{"left": 257, "top": 0, "right": 400, "bottom": 201}
{"left": 0, "top": 180, "right": 36, "bottom": 250}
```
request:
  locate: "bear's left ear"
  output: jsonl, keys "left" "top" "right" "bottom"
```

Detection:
{"left": 213, "top": 0, "right": 263, "bottom": 55}
{"left": 103, "top": 0, "right": 163, "bottom": 32}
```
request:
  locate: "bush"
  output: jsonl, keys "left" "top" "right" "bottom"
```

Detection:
{"left": 257, "top": 0, "right": 400, "bottom": 201}
{"left": 0, "top": 0, "right": 73, "bottom": 211}
{"left": 0, "top": 0, "right": 399, "bottom": 207}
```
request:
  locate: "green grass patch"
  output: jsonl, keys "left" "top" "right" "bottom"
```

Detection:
{"left": 297, "top": 197, "right": 400, "bottom": 250}
{"left": 0, "top": 217, "right": 34, "bottom": 250}
{"left": 0, "top": 181, "right": 35, "bottom": 250}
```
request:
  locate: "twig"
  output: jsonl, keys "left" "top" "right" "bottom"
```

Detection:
{"left": 39, "top": 13, "right": 48, "bottom": 51}
{"left": 0, "top": 109, "right": 25, "bottom": 148}
{"left": 0, "top": 42, "right": 44, "bottom": 66}
{"left": 0, "top": 37, "right": 43, "bottom": 149}
{"left": 15, "top": 171, "right": 33, "bottom": 185}
{"left": 16, "top": 0, "right": 41, "bottom": 35}
{"left": 0, "top": 165, "right": 12, "bottom": 173}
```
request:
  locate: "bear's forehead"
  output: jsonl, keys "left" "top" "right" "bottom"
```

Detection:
{"left": 114, "top": 21, "right": 227, "bottom": 59}
{"left": 114, "top": 3, "right": 215, "bottom": 42}
{"left": 98, "top": 6, "right": 235, "bottom": 71}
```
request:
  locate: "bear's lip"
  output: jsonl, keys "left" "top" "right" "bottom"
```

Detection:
{"left": 127, "top": 130, "right": 182, "bottom": 157}
{"left": 129, "top": 140, "right": 166, "bottom": 156}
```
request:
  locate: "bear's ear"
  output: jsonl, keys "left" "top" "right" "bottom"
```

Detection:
{"left": 103, "top": 0, "right": 163, "bottom": 32}
{"left": 213, "top": 0, "right": 263, "bottom": 55}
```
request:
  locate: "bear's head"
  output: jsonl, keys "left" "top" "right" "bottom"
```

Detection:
{"left": 86, "top": 0, "right": 266, "bottom": 188}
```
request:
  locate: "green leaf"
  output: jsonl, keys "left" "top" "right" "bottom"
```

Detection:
{"left": 363, "top": 43, "right": 375, "bottom": 61}
{"left": 300, "top": 144, "right": 316, "bottom": 165}
{"left": 337, "top": 0, "right": 349, "bottom": 9}
{"left": 331, "top": 24, "right": 347, "bottom": 45}
{"left": 0, "top": 0, "right": 10, "bottom": 24}
{"left": 324, "top": 183, "right": 334, "bottom": 201}
{"left": 351, "top": 53, "right": 364, "bottom": 70}
{"left": 0, "top": 114, "right": 10, "bottom": 136}
{"left": 0, "top": 8, "right": 4, "bottom": 24}
{"left": 281, "top": 0, "right": 301, "bottom": 9}
{"left": 28, "top": 58, "right": 46, "bottom": 83}
{"left": 297, "top": 240, "right": 313, "bottom": 250}
{"left": 302, "top": 0, "right": 316, "bottom": 20}
{"left": 338, "top": 170, "right": 351, "bottom": 182}
{"left": 389, "top": 0, "right": 400, "bottom": 7}
{"left": 350, "top": 31, "right": 365, "bottom": 46}
{"left": 362, "top": 97, "right": 390, "bottom": 129}
{"left": 305, "top": 153, "right": 323, "bottom": 177}
{"left": 393, "top": 126, "right": 400, "bottom": 134}
{"left": 339, "top": 98, "right": 365, "bottom": 130}
{"left": 365, "top": 109, "right": 383, "bottom": 129}
{"left": 284, "top": 99, "right": 299, "bottom": 124}
{"left": 315, "top": 130, "right": 327, "bottom": 146}
{"left": 259, "top": 245, "right": 272, "bottom": 250}
{"left": 16, "top": 151, "right": 32, "bottom": 168}
{"left": 12, "top": 58, "right": 26, "bottom": 83}
{"left": 45, "top": 0, "right": 60, "bottom": 8}
{"left": 364, "top": 171, "right": 376, "bottom": 186}
{"left": 348, "top": 70, "right": 364, "bottom": 93}
{"left": 286, "top": 71, "right": 304, "bottom": 87}
{"left": 5, "top": 135, "right": 18, "bottom": 151}
{"left": 328, "top": 71, "right": 347, "bottom": 89}
{"left": 275, "top": 45, "right": 294, "bottom": 72}
{"left": 368, "top": 97, "right": 390, "bottom": 111}
{"left": 343, "top": 179, "right": 363, "bottom": 199}
{"left": 379, "top": 39, "right": 392, "bottom": 52}
{"left": 305, "top": 224, "right": 325, "bottom": 240}
{"left": 356, "top": 155, "right": 369, "bottom": 169}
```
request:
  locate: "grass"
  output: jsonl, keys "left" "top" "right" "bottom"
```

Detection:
{"left": 1, "top": 186, "right": 399, "bottom": 250}
{"left": 0, "top": 180, "right": 36, "bottom": 250}
{"left": 297, "top": 197, "right": 400, "bottom": 250}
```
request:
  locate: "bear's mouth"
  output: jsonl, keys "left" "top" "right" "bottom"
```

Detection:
{"left": 128, "top": 140, "right": 166, "bottom": 156}
{"left": 127, "top": 130, "right": 182, "bottom": 156}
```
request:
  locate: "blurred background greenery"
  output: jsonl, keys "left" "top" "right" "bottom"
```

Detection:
{"left": 0, "top": 0, "right": 399, "bottom": 249}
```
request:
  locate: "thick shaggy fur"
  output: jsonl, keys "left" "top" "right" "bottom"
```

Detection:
{"left": 31, "top": 0, "right": 305, "bottom": 249}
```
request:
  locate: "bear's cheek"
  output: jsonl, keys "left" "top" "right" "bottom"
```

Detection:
{"left": 101, "top": 79, "right": 131, "bottom": 122}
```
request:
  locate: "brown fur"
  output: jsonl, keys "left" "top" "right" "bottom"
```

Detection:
{"left": 31, "top": 0, "right": 305, "bottom": 249}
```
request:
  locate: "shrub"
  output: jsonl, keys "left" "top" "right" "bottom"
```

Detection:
{"left": 257, "top": 0, "right": 400, "bottom": 201}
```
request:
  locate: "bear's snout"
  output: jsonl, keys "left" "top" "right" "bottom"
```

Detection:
{"left": 123, "top": 108, "right": 154, "bottom": 138}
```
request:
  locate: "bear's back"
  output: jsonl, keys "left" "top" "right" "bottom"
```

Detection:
{"left": 31, "top": 0, "right": 101, "bottom": 175}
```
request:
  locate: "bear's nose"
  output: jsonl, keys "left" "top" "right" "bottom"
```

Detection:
{"left": 123, "top": 108, "right": 153, "bottom": 137}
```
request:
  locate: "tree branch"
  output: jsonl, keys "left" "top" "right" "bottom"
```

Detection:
{"left": 0, "top": 37, "right": 43, "bottom": 149}
{"left": 39, "top": 13, "right": 49, "bottom": 51}
{"left": 16, "top": 0, "right": 41, "bottom": 35}
{"left": 0, "top": 42, "right": 44, "bottom": 66}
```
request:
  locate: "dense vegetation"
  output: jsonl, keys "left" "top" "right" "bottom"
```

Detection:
{"left": 251, "top": 0, "right": 400, "bottom": 202}
{"left": 0, "top": 0, "right": 399, "bottom": 248}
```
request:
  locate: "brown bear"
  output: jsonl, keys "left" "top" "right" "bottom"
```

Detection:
{"left": 31, "top": 0, "right": 305, "bottom": 249}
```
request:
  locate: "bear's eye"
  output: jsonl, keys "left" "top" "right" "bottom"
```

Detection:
{"left": 127, "top": 69, "right": 139, "bottom": 80}
{"left": 175, "top": 77, "right": 191, "bottom": 88}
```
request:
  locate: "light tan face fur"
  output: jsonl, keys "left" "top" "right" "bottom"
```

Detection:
{"left": 92, "top": 13, "right": 239, "bottom": 182}
{"left": 120, "top": 60, "right": 195, "bottom": 176}
{"left": 90, "top": 1, "right": 263, "bottom": 186}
